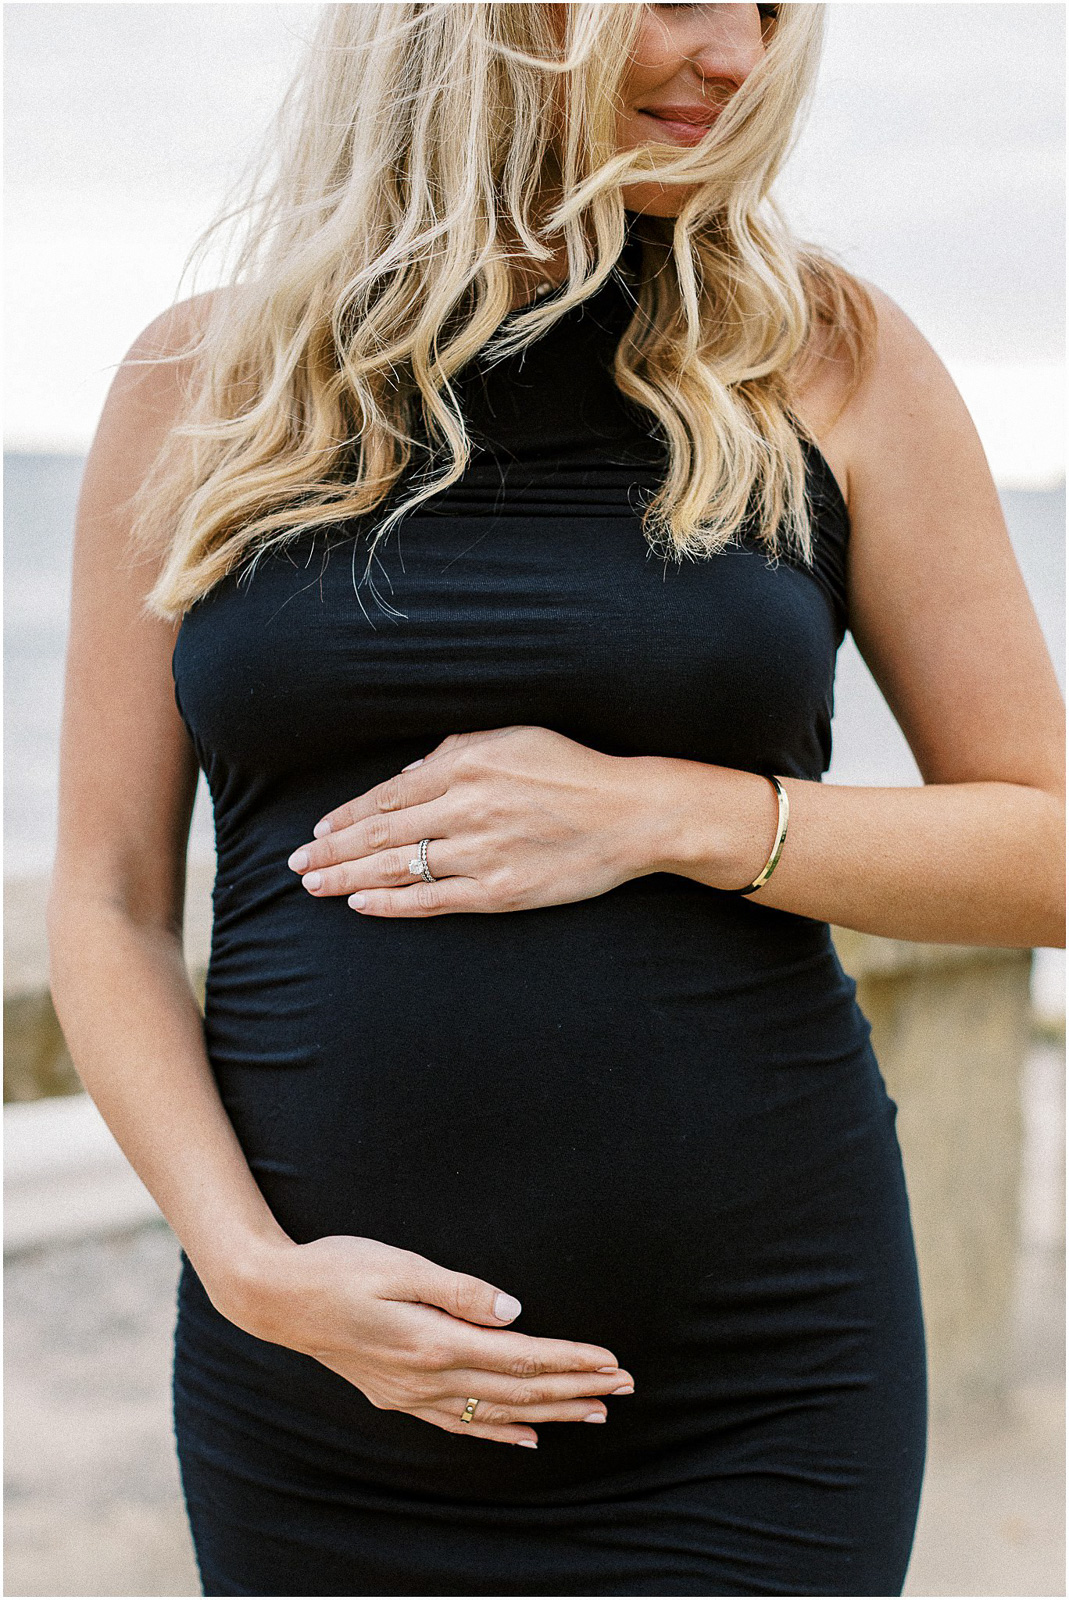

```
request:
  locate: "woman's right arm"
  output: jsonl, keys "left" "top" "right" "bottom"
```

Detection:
{"left": 47, "top": 300, "right": 291, "bottom": 1294}
{"left": 46, "top": 306, "right": 632, "bottom": 1448}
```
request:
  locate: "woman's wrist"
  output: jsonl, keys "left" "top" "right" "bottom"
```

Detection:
{"left": 625, "top": 757, "right": 786, "bottom": 891}
{"left": 186, "top": 1217, "right": 301, "bottom": 1337}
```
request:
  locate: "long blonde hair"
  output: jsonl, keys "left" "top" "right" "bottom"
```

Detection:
{"left": 132, "top": 2, "right": 875, "bottom": 621}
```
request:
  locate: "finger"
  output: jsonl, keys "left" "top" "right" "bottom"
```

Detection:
{"left": 312, "top": 1349, "right": 633, "bottom": 1420}
{"left": 446, "top": 1328, "right": 624, "bottom": 1379}
{"left": 290, "top": 798, "right": 450, "bottom": 876}
{"left": 295, "top": 842, "right": 461, "bottom": 900}
{"left": 420, "top": 1369, "right": 634, "bottom": 1408}
{"left": 382, "top": 1260, "right": 529, "bottom": 1329}
{"left": 406, "top": 1405, "right": 539, "bottom": 1449}
{"left": 434, "top": 1396, "right": 613, "bottom": 1426}
{"left": 379, "top": 1261, "right": 620, "bottom": 1366}
{"left": 311, "top": 761, "right": 457, "bottom": 841}
{"left": 347, "top": 877, "right": 485, "bottom": 917}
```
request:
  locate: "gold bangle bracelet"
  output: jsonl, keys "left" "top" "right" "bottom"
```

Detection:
{"left": 724, "top": 775, "right": 790, "bottom": 896}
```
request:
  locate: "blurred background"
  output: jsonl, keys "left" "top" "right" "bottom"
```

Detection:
{"left": 4, "top": 4, "right": 1064, "bottom": 1595}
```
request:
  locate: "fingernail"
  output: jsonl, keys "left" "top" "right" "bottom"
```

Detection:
{"left": 516, "top": 1439, "right": 538, "bottom": 1449}
{"left": 583, "top": 1412, "right": 606, "bottom": 1423}
{"left": 596, "top": 1366, "right": 619, "bottom": 1373}
{"left": 313, "top": 820, "right": 332, "bottom": 837}
{"left": 303, "top": 871, "right": 322, "bottom": 891}
{"left": 494, "top": 1292, "right": 522, "bottom": 1321}
{"left": 348, "top": 893, "right": 366, "bottom": 909}
{"left": 288, "top": 849, "right": 309, "bottom": 872}
{"left": 402, "top": 758, "right": 425, "bottom": 771}
{"left": 611, "top": 1384, "right": 634, "bottom": 1395}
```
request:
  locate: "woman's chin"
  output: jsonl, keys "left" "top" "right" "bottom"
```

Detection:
{"left": 619, "top": 180, "right": 692, "bottom": 219}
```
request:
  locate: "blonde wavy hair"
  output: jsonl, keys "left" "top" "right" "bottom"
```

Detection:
{"left": 132, "top": 1, "right": 876, "bottom": 621}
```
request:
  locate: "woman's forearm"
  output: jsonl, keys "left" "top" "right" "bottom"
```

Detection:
{"left": 630, "top": 758, "right": 1065, "bottom": 949}
{"left": 47, "top": 897, "right": 295, "bottom": 1314}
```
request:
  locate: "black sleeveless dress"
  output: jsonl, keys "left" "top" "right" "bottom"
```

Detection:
{"left": 171, "top": 231, "right": 927, "bottom": 1597}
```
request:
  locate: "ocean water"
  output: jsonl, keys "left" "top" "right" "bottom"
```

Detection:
{"left": 5, "top": 451, "right": 1065, "bottom": 998}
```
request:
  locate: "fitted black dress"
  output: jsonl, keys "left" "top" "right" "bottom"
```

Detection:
{"left": 171, "top": 232, "right": 927, "bottom": 1597}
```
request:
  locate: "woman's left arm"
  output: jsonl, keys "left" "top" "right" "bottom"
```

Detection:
{"left": 655, "top": 285, "right": 1065, "bottom": 948}
{"left": 288, "top": 288, "right": 1064, "bottom": 949}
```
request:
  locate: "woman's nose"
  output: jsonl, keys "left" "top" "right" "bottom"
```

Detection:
{"left": 685, "top": 8, "right": 766, "bottom": 93}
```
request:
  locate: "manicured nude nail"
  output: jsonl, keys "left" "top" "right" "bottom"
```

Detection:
{"left": 402, "top": 758, "right": 425, "bottom": 770}
{"left": 583, "top": 1412, "right": 606, "bottom": 1423}
{"left": 303, "top": 871, "right": 322, "bottom": 890}
{"left": 596, "top": 1365, "right": 619, "bottom": 1373}
{"left": 288, "top": 849, "right": 309, "bottom": 871}
{"left": 516, "top": 1439, "right": 538, "bottom": 1449}
{"left": 494, "top": 1292, "right": 522, "bottom": 1321}
{"left": 611, "top": 1384, "right": 634, "bottom": 1395}
{"left": 348, "top": 894, "right": 366, "bottom": 909}
{"left": 313, "top": 820, "right": 332, "bottom": 837}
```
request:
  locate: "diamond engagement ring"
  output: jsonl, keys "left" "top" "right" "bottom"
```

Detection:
{"left": 409, "top": 838, "right": 436, "bottom": 883}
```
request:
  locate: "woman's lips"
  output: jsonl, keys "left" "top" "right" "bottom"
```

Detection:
{"left": 639, "top": 108, "right": 718, "bottom": 146}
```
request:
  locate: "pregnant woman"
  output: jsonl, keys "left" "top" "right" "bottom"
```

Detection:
{"left": 50, "top": 4, "right": 1064, "bottom": 1596}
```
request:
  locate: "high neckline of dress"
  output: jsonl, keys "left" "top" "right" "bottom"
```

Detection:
{"left": 504, "top": 220, "right": 644, "bottom": 319}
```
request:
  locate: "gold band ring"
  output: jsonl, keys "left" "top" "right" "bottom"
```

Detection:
{"left": 460, "top": 1397, "right": 480, "bottom": 1425}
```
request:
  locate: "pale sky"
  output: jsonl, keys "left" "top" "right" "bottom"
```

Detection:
{"left": 6, "top": 2, "right": 1065, "bottom": 482}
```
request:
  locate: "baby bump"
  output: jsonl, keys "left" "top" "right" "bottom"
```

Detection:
{"left": 203, "top": 879, "right": 895, "bottom": 1334}
{"left": 187, "top": 883, "right": 920, "bottom": 1505}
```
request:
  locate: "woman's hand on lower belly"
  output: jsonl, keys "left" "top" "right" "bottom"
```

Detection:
{"left": 219, "top": 1232, "right": 635, "bottom": 1448}
{"left": 284, "top": 725, "right": 696, "bottom": 916}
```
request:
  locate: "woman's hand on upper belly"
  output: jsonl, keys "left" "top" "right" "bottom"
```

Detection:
{"left": 221, "top": 1232, "right": 635, "bottom": 1448}
{"left": 285, "top": 726, "right": 675, "bottom": 916}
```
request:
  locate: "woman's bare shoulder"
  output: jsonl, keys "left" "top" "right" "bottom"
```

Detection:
{"left": 127, "top": 287, "right": 230, "bottom": 357}
{"left": 85, "top": 289, "right": 231, "bottom": 513}
{"left": 113, "top": 288, "right": 228, "bottom": 417}
{"left": 792, "top": 279, "right": 973, "bottom": 517}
